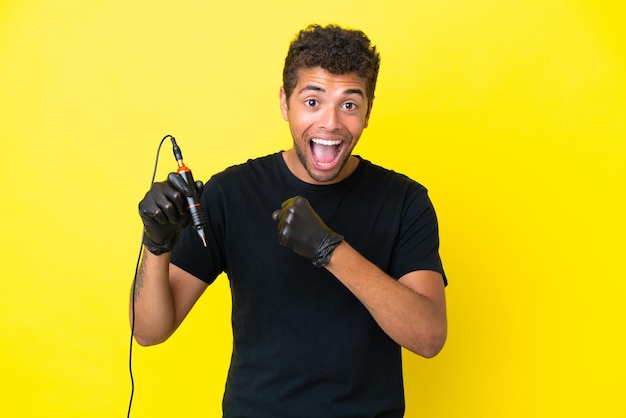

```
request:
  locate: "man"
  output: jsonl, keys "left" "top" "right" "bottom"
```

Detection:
{"left": 133, "top": 24, "right": 447, "bottom": 417}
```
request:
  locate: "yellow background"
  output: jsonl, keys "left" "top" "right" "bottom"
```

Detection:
{"left": 1, "top": 1, "right": 624, "bottom": 416}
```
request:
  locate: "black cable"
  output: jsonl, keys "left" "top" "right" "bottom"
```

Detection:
{"left": 127, "top": 134, "right": 173, "bottom": 417}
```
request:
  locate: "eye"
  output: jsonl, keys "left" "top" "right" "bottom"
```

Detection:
{"left": 342, "top": 102, "right": 358, "bottom": 111}
{"left": 305, "top": 99, "right": 318, "bottom": 107}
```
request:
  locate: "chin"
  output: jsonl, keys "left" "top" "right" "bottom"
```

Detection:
{"left": 309, "top": 171, "right": 340, "bottom": 184}
{"left": 306, "top": 160, "right": 348, "bottom": 184}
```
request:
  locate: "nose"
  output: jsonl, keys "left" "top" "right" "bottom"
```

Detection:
{"left": 319, "top": 106, "right": 342, "bottom": 131}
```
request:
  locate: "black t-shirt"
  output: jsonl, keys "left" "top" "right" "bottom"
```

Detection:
{"left": 171, "top": 153, "right": 446, "bottom": 417}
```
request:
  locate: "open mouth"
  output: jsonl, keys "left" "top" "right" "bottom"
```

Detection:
{"left": 310, "top": 138, "right": 343, "bottom": 168}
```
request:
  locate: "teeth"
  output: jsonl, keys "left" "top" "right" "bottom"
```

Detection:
{"left": 312, "top": 138, "right": 342, "bottom": 146}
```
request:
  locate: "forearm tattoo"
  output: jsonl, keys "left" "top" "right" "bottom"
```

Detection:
{"left": 133, "top": 255, "right": 147, "bottom": 302}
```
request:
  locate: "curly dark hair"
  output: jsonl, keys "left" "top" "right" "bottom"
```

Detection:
{"left": 282, "top": 24, "right": 381, "bottom": 103}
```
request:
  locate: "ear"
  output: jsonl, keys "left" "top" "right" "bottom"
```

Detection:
{"left": 279, "top": 86, "right": 289, "bottom": 121}
{"left": 364, "top": 99, "right": 374, "bottom": 128}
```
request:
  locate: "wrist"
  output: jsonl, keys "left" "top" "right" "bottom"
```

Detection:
{"left": 312, "top": 231, "right": 344, "bottom": 268}
{"left": 142, "top": 231, "right": 177, "bottom": 255}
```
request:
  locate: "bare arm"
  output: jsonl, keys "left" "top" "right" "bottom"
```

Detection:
{"left": 325, "top": 242, "right": 447, "bottom": 358}
{"left": 132, "top": 172, "right": 209, "bottom": 346}
{"left": 130, "top": 250, "right": 207, "bottom": 346}
{"left": 273, "top": 195, "right": 447, "bottom": 357}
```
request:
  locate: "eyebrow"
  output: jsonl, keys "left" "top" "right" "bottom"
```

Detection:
{"left": 298, "top": 85, "right": 365, "bottom": 97}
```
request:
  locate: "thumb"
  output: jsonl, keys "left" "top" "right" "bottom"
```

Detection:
{"left": 272, "top": 209, "right": 281, "bottom": 222}
{"left": 167, "top": 172, "right": 193, "bottom": 196}
{"left": 195, "top": 180, "right": 204, "bottom": 197}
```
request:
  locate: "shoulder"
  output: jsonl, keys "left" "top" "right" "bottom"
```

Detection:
{"left": 215, "top": 152, "right": 281, "bottom": 179}
{"left": 352, "top": 158, "right": 436, "bottom": 223}
{"left": 355, "top": 156, "right": 428, "bottom": 195}
{"left": 202, "top": 152, "right": 288, "bottom": 207}
{"left": 205, "top": 152, "right": 283, "bottom": 190}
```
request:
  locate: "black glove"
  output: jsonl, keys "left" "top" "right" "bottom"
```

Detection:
{"left": 272, "top": 196, "right": 344, "bottom": 268}
{"left": 138, "top": 172, "right": 204, "bottom": 255}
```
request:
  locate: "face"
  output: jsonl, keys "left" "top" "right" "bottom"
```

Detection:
{"left": 280, "top": 67, "right": 373, "bottom": 184}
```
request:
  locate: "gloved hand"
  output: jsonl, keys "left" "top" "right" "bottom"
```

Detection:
{"left": 272, "top": 196, "right": 344, "bottom": 268}
{"left": 138, "top": 172, "right": 204, "bottom": 255}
